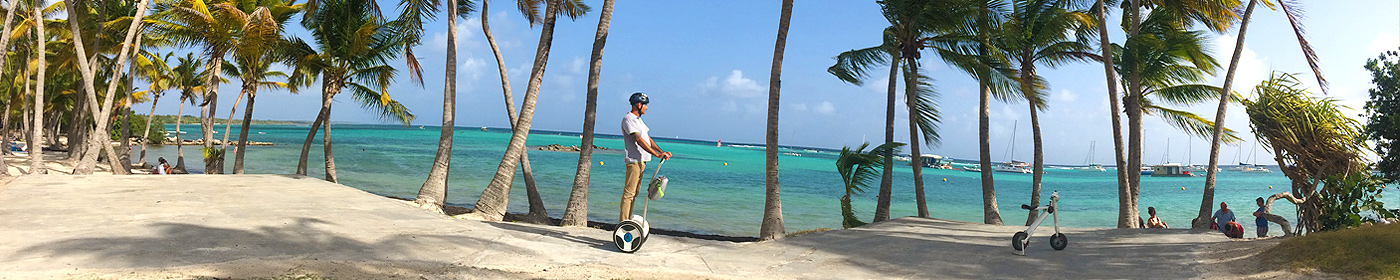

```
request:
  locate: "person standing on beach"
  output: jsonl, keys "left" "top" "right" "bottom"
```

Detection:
{"left": 1212, "top": 202, "right": 1235, "bottom": 233}
{"left": 1253, "top": 197, "right": 1269, "bottom": 237}
{"left": 620, "top": 92, "right": 672, "bottom": 222}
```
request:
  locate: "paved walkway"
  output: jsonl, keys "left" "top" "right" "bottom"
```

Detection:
{"left": 0, "top": 175, "right": 1255, "bottom": 279}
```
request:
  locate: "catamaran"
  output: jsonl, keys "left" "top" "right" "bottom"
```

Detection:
{"left": 1075, "top": 141, "right": 1106, "bottom": 172}
{"left": 994, "top": 121, "right": 1033, "bottom": 174}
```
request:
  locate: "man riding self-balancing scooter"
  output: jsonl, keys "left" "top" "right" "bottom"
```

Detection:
{"left": 1013, "top": 190, "right": 1067, "bottom": 256}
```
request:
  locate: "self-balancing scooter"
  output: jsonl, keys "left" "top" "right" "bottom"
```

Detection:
{"left": 1012, "top": 190, "right": 1067, "bottom": 256}
{"left": 613, "top": 159, "right": 669, "bottom": 253}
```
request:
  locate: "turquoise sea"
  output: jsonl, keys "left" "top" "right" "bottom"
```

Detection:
{"left": 136, "top": 123, "right": 1336, "bottom": 237}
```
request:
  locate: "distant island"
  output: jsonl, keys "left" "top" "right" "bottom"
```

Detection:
{"left": 143, "top": 115, "right": 315, "bottom": 126}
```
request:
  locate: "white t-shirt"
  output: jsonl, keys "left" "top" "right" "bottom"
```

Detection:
{"left": 621, "top": 112, "right": 651, "bottom": 163}
{"left": 154, "top": 163, "right": 169, "bottom": 175}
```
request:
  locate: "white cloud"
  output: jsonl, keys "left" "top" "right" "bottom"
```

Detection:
{"left": 1052, "top": 89, "right": 1077, "bottom": 103}
{"left": 702, "top": 70, "right": 766, "bottom": 98}
{"left": 791, "top": 103, "right": 808, "bottom": 111}
{"left": 814, "top": 101, "right": 835, "bottom": 114}
{"left": 1367, "top": 33, "right": 1400, "bottom": 55}
{"left": 1211, "top": 35, "right": 1267, "bottom": 95}
{"left": 571, "top": 57, "right": 587, "bottom": 75}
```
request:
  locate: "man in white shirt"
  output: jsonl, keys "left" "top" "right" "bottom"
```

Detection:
{"left": 620, "top": 92, "right": 671, "bottom": 222}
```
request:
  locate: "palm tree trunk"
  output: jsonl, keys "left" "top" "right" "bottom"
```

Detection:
{"left": 905, "top": 56, "right": 928, "bottom": 219}
{"left": 28, "top": 4, "right": 45, "bottom": 175}
{"left": 475, "top": 0, "right": 547, "bottom": 222}
{"left": 414, "top": 0, "right": 460, "bottom": 213}
{"left": 759, "top": 0, "right": 793, "bottom": 240}
{"left": 139, "top": 94, "right": 160, "bottom": 165}
{"left": 201, "top": 55, "right": 222, "bottom": 174}
{"left": 215, "top": 86, "right": 250, "bottom": 175}
{"left": 1197, "top": 0, "right": 1257, "bottom": 229}
{"left": 874, "top": 53, "right": 900, "bottom": 223}
{"left": 70, "top": 0, "right": 146, "bottom": 175}
{"left": 978, "top": 81, "right": 1001, "bottom": 225}
{"left": 176, "top": 96, "right": 187, "bottom": 171}
{"left": 473, "top": 0, "right": 559, "bottom": 222}
{"left": 1124, "top": 82, "right": 1145, "bottom": 228}
{"left": 1095, "top": 0, "right": 1132, "bottom": 228}
{"left": 67, "top": 88, "right": 87, "bottom": 160}
{"left": 0, "top": 91, "right": 13, "bottom": 175}
{"left": 322, "top": 81, "right": 341, "bottom": 183}
{"left": 233, "top": 88, "right": 256, "bottom": 174}
{"left": 296, "top": 112, "right": 323, "bottom": 175}
{"left": 120, "top": 36, "right": 142, "bottom": 171}
{"left": 1026, "top": 93, "right": 1044, "bottom": 226}
{"left": 562, "top": 0, "right": 615, "bottom": 228}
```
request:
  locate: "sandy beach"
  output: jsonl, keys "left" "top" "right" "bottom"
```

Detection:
{"left": 0, "top": 174, "right": 1317, "bottom": 279}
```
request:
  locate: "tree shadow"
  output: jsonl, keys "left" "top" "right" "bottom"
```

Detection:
{"left": 6, "top": 217, "right": 520, "bottom": 278}
{"left": 486, "top": 222, "right": 614, "bottom": 251}
{"left": 773, "top": 217, "right": 1229, "bottom": 279}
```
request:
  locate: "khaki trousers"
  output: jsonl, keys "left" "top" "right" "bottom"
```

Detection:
{"left": 620, "top": 161, "right": 646, "bottom": 222}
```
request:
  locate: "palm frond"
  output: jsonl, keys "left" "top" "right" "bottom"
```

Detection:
{"left": 346, "top": 81, "right": 414, "bottom": 125}
{"left": 1275, "top": 0, "right": 1325, "bottom": 94}
{"left": 1147, "top": 105, "right": 1242, "bottom": 143}
{"left": 1149, "top": 83, "right": 1223, "bottom": 106}
{"left": 906, "top": 69, "right": 942, "bottom": 146}
{"left": 828, "top": 45, "right": 892, "bottom": 86}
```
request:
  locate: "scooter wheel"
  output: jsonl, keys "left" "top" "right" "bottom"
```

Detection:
{"left": 613, "top": 220, "right": 647, "bottom": 253}
{"left": 1050, "top": 233, "right": 1068, "bottom": 250}
{"left": 1011, "top": 231, "right": 1028, "bottom": 251}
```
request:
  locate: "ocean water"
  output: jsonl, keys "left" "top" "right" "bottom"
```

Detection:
{"left": 135, "top": 123, "right": 1339, "bottom": 237}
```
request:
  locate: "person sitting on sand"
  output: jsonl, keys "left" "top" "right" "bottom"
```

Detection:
{"left": 154, "top": 157, "right": 171, "bottom": 175}
{"left": 619, "top": 92, "right": 672, "bottom": 222}
{"left": 1146, "top": 207, "right": 1168, "bottom": 228}
{"left": 1212, "top": 202, "right": 1235, "bottom": 233}
{"left": 1253, "top": 197, "right": 1269, "bottom": 237}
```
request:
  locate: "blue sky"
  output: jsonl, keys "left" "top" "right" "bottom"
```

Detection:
{"left": 144, "top": 0, "right": 1400, "bottom": 165}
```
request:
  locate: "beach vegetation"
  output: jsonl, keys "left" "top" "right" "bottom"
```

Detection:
{"left": 108, "top": 114, "right": 166, "bottom": 144}
{"left": 1364, "top": 49, "right": 1400, "bottom": 182}
{"left": 1196, "top": 0, "right": 1326, "bottom": 231}
{"left": 563, "top": 0, "right": 618, "bottom": 228}
{"left": 1316, "top": 172, "right": 1395, "bottom": 231}
{"left": 1244, "top": 72, "right": 1370, "bottom": 233}
{"left": 994, "top": 0, "right": 1097, "bottom": 226}
{"left": 836, "top": 142, "right": 904, "bottom": 229}
{"left": 1264, "top": 223, "right": 1400, "bottom": 278}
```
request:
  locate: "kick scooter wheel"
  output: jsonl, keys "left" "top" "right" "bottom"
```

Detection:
{"left": 1011, "top": 231, "right": 1028, "bottom": 251}
{"left": 1050, "top": 233, "right": 1068, "bottom": 250}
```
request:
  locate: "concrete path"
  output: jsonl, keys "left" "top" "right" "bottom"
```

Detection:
{"left": 0, "top": 175, "right": 1257, "bottom": 279}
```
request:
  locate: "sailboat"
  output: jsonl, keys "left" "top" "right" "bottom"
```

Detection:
{"left": 1183, "top": 138, "right": 1220, "bottom": 172}
{"left": 994, "top": 121, "right": 1033, "bottom": 174}
{"left": 1075, "top": 141, "right": 1106, "bottom": 171}
{"left": 1240, "top": 143, "right": 1273, "bottom": 173}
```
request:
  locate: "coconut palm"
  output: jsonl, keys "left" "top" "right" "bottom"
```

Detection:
{"left": 152, "top": 0, "right": 247, "bottom": 173}
{"left": 835, "top": 142, "right": 904, "bottom": 229}
{"left": 27, "top": 0, "right": 46, "bottom": 175}
{"left": 995, "top": 0, "right": 1097, "bottom": 225}
{"left": 1113, "top": 0, "right": 1240, "bottom": 228}
{"left": 407, "top": 0, "right": 473, "bottom": 213}
{"left": 1243, "top": 72, "right": 1366, "bottom": 233}
{"left": 828, "top": 0, "right": 963, "bottom": 221}
{"left": 561, "top": 0, "right": 614, "bottom": 227}
{"left": 133, "top": 51, "right": 175, "bottom": 166}
{"left": 470, "top": 0, "right": 562, "bottom": 222}
{"left": 287, "top": 0, "right": 414, "bottom": 183}
{"left": 68, "top": 0, "right": 151, "bottom": 175}
{"left": 1193, "top": 0, "right": 1325, "bottom": 229}
{"left": 1114, "top": 10, "right": 1243, "bottom": 219}
{"left": 168, "top": 52, "right": 207, "bottom": 171}
{"left": 1085, "top": 0, "right": 1132, "bottom": 228}
{"left": 759, "top": 0, "right": 794, "bottom": 240}
{"left": 224, "top": 60, "right": 291, "bottom": 174}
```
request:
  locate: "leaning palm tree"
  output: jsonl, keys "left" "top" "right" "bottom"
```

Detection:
{"left": 1193, "top": 0, "right": 1325, "bottom": 229}
{"left": 68, "top": 0, "right": 151, "bottom": 175}
{"left": 995, "top": 0, "right": 1097, "bottom": 225}
{"left": 562, "top": 0, "right": 614, "bottom": 227}
{"left": 169, "top": 53, "right": 207, "bottom": 172}
{"left": 288, "top": 0, "right": 414, "bottom": 183}
{"left": 828, "top": 0, "right": 961, "bottom": 221}
{"left": 26, "top": 0, "right": 44, "bottom": 175}
{"left": 470, "top": 0, "right": 563, "bottom": 222}
{"left": 134, "top": 51, "right": 175, "bottom": 166}
{"left": 835, "top": 142, "right": 904, "bottom": 229}
{"left": 759, "top": 0, "right": 794, "bottom": 241}
{"left": 403, "top": 0, "right": 475, "bottom": 213}
{"left": 224, "top": 58, "right": 291, "bottom": 174}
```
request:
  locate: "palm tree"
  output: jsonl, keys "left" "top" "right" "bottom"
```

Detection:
{"left": 759, "top": 0, "right": 794, "bottom": 241}
{"left": 1194, "top": 0, "right": 1325, "bottom": 229}
{"left": 561, "top": 0, "right": 614, "bottom": 227}
{"left": 943, "top": 0, "right": 1019, "bottom": 225}
{"left": 470, "top": 0, "right": 561, "bottom": 222}
{"left": 169, "top": 53, "right": 207, "bottom": 171}
{"left": 409, "top": 0, "right": 467, "bottom": 214}
{"left": 995, "top": 0, "right": 1096, "bottom": 225}
{"left": 134, "top": 51, "right": 175, "bottom": 166}
{"left": 26, "top": 0, "right": 43, "bottom": 175}
{"left": 225, "top": 59, "right": 291, "bottom": 174}
{"left": 68, "top": 0, "right": 150, "bottom": 175}
{"left": 836, "top": 142, "right": 905, "bottom": 229}
{"left": 828, "top": 0, "right": 960, "bottom": 221}
{"left": 152, "top": 0, "right": 246, "bottom": 174}
{"left": 1085, "top": 0, "right": 1132, "bottom": 228}
{"left": 1115, "top": 11, "right": 1244, "bottom": 215}
{"left": 288, "top": 0, "right": 414, "bottom": 183}
{"left": 1113, "top": 0, "right": 1239, "bottom": 228}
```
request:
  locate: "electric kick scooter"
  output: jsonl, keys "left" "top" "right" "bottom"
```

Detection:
{"left": 1013, "top": 190, "right": 1067, "bottom": 256}
{"left": 613, "top": 159, "right": 669, "bottom": 253}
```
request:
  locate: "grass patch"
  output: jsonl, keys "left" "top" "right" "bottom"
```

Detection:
{"left": 787, "top": 228, "right": 834, "bottom": 237}
{"left": 1264, "top": 223, "right": 1400, "bottom": 279}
